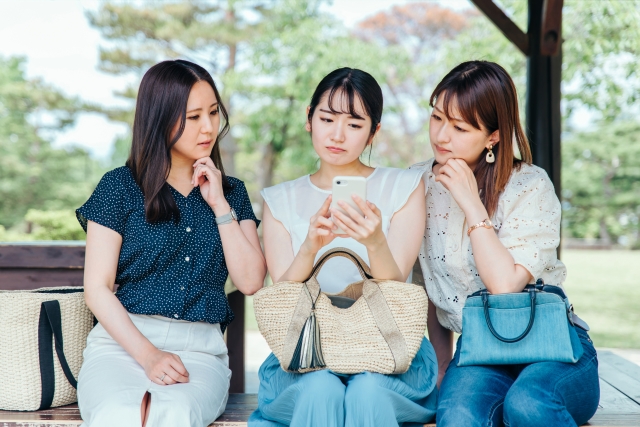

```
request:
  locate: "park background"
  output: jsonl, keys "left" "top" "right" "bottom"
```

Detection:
{"left": 1, "top": 0, "right": 639, "bottom": 391}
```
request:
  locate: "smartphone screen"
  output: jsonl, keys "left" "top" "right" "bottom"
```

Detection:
{"left": 331, "top": 176, "right": 367, "bottom": 234}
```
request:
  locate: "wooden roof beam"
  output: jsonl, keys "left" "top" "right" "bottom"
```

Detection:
{"left": 470, "top": 0, "right": 529, "bottom": 56}
{"left": 541, "top": 0, "right": 563, "bottom": 56}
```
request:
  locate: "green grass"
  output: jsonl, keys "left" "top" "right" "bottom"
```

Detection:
{"left": 562, "top": 249, "right": 640, "bottom": 349}
{"left": 245, "top": 250, "right": 640, "bottom": 349}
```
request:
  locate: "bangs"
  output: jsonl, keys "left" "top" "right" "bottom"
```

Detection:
{"left": 430, "top": 79, "right": 482, "bottom": 130}
{"left": 325, "top": 81, "right": 368, "bottom": 120}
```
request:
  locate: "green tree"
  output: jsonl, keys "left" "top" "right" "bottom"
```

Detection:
{"left": 562, "top": 122, "right": 640, "bottom": 246}
{"left": 87, "top": 0, "right": 411, "bottom": 209}
{"left": 0, "top": 56, "right": 102, "bottom": 232}
{"left": 232, "top": 1, "right": 410, "bottom": 201}
{"left": 87, "top": 0, "right": 270, "bottom": 175}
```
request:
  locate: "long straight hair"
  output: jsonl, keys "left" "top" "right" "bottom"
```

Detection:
{"left": 126, "top": 60, "right": 230, "bottom": 223}
{"left": 430, "top": 60, "right": 532, "bottom": 217}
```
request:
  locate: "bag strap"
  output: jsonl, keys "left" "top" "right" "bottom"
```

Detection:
{"left": 38, "top": 300, "right": 78, "bottom": 410}
{"left": 482, "top": 288, "right": 537, "bottom": 343}
{"left": 306, "top": 248, "right": 373, "bottom": 282}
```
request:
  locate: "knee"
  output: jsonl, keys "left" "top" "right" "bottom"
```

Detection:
{"left": 436, "top": 401, "right": 480, "bottom": 427}
{"left": 297, "top": 370, "right": 345, "bottom": 406}
{"left": 344, "top": 373, "right": 386, "bottom": 408}
{"left": 80, "top": 396, "right": 140, "bottom": 427}
{"left": 503, "top": 385, "right": 558, "bottom": 427}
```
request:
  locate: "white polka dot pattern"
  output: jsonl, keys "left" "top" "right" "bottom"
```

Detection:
{"left": 76, "top": 166, "right": 259, "bottom": 331}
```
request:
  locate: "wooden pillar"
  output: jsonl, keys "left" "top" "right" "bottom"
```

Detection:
{"left": 226, "top": 290, "right": 245, "bottom": 393}
{"left": 526, "top": 0, "right": 563, "bottom": 198}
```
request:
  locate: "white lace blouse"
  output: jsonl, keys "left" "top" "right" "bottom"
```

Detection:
{"left": 261, "top": 167, "right": 424, "bottom": 293}
{"left": 410, "top": 158, "right": 567, "bottom": 333}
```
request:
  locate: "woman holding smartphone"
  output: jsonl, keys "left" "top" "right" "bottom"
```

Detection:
{"left": 76, "top": 60, "right": 266, "bottom": 427}
{"left": 249, "top": 68, "right": 438, "bottom": 427}
{"left": 411, "top": 60, "right": 599, "bottom": 426}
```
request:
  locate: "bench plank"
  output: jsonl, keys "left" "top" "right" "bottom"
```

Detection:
{"left": 598, "top": 351, "right": 640, "bottom": 406}
{"left": 0, "top": 244, "right": 85, "bottom": 269}
{"left": 0, "top": 269, "right": 84, "bottom": 289}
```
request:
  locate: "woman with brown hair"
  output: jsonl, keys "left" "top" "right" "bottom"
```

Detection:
{"left": 412, "top": 60, "right": 600, "bottom": 426}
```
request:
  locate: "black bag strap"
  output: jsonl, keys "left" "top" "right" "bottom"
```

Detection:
{"left": 482, "top": 288, "right": 537, "bottom": 343}
{"left": 38, "top": 300, "right": 78, "bottom": 410}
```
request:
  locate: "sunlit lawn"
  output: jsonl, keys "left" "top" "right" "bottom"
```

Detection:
{"left": 562, "top": 249, "right": 640, "bottom": 349}
{"left": 245, "top": 249, "right": 640, "bottom": 349}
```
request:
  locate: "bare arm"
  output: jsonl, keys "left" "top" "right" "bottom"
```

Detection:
{"left": 381, "top": 180, "right": 426, "bottom": 280}
{"left": 436, "top": 159, "right": 531, "bottom": 293}
{"left": 427, "top": 299, "right": 454, "bottom": 387}
{"left": 192, "top": 158, "right": 266, "bottom": 294}
{"left": 263, "top": 196, "right": 338, "bottom": 283}
{"left": 214, "top": 204, "right": 267, "bottom": 295}
{"left": 84, "top": 221, "right": 189, "bottom": 385}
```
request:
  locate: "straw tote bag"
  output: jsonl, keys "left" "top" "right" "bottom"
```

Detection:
{"left": 0, "top": 287, "right": 94, "bottom": 411}
{"left": 254, "top": 248, "right": 428, "bottom": 375}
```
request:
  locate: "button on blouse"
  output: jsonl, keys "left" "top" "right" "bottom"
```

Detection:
{"left": 76, "top": 166, "right": 260, "bottom": 331}
{"left": 410, "top": 159, "right": 567, "bottom": 333}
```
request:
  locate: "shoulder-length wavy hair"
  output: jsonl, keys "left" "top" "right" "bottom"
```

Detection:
{"left": 126, "top": 60, "right": 230, "bottom": 223}
{"left": 430, "top": 60, "right": 532, "bottom": 217}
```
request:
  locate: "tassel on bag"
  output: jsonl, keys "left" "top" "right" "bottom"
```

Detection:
{"left": 288, "top": 285, "right": 326, "bottom": 371}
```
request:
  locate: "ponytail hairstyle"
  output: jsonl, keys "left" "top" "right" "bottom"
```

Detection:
{"left": 308, "top": 67, "right": 383, "bottom": 148}
{"left": 126, "top": 60, "right": 230, "bottom": 223}
{"left": 430, "top": 60, "right": 532, "bottom": 217}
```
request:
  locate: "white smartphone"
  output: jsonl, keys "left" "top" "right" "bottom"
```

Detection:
{"left": 331, "top": 176, "right": 367, "bottom": 235}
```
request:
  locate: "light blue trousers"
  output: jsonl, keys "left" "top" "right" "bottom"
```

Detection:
{"left": 249, "top": 338, "right": 438, "bottom": 427}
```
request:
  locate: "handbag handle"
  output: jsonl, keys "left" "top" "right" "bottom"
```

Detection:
{"left": 482, "top": 288, "right": 537, "bottom": 343}
{"left": 306, "top": 247, "right": 373, "bottom": 282}
{"left": 38, "top": 300, "right": 78, "bottom": 410}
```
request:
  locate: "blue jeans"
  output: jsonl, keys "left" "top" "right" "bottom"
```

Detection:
{"left": 437, "top": 328, "right": 600, "bottom": 427}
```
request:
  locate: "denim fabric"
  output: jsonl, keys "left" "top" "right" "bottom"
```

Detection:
{"left": 249, "top": 338, "right": 438, "bottom": 427}
{"left": 459, "top": 292, "right": 583, "bottom": 365}
{"left": 437, "top": 328, "right": 599, "bottom": 427}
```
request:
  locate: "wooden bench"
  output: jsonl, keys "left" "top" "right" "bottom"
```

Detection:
{"left": 2, "top": 243, "right": 640, "bottom": 426}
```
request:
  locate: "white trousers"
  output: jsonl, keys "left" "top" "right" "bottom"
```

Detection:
{"left": 78, "top": 313, "right": 231, "bottom": 427}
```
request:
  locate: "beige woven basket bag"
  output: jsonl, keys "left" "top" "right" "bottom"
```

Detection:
{"left": 254, "top": 248, "right": 428, "bottom": 375}
{"left": 0, "top": 287, "right": 94, "bottom": 411}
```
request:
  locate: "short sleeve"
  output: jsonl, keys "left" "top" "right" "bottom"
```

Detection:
{"left": 409, "top": 159, "right": 434, "bottom": 196}
{"left": 496, "top": 166, "right": 562, "bottom": 281}
{"left": 260, "top": 183, "right": 291, "bottom": 235}
{"left": 228, "top": 179, "right": 260, "bottom": 227}
{"left": 391, "top": 168, "right": 426, "bottom": 214}
{"left": 76, "top": 169, "right": 128, "bottom": 235}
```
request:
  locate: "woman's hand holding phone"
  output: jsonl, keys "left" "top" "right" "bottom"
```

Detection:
{"left": 299, "top": 195, "right": 339, "bottom": 256}
{"left": 331, "top": 196, "right": 385, "bottom": 250}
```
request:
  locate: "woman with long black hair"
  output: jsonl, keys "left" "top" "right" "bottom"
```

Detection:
{"left": 75, "top": 60, "right": 266, "bottom": 427}
{"left": 249, "top": 67, "right": 438, "bottom": 427}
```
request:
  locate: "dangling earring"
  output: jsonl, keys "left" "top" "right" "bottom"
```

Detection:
{"left": 486, "top": 145, "right": 495, "bottom": 163}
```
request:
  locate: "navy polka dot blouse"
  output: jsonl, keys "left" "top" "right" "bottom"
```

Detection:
{"left": 76, "top": 166, "right": 260, "bottom": 331}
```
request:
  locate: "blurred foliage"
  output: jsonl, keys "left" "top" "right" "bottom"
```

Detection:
{"left": 1, "top": 0, "right": 638, "bottom": 243}
{"left": 0, "top": 56, "right": 104, "bottom": 234}
{"left": 562, "top": 122, "right": 640, "bottom": 245}
{"left": 23, "top": 209, "right": 86, "bottom": 241}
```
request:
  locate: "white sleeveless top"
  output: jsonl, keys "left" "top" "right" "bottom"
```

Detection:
{"left": 261, "top": 167, "right": 424, "bottom": 293}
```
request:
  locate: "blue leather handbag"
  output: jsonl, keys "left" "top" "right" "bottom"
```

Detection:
{"left": 458, "top": 280, "right": 585, "bottom": 366}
